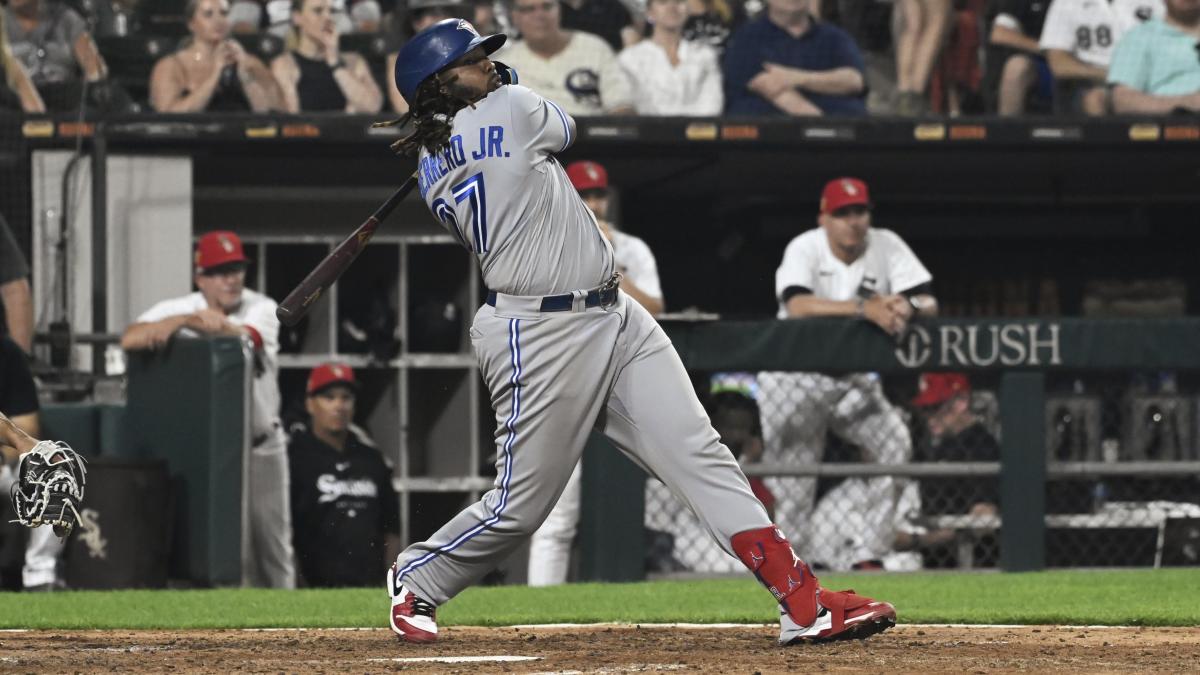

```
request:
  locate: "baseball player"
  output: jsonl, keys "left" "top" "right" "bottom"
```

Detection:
{"left": 383, "top": 18, "right": 895, "bottom": 645}
{"left": 526, "top": 158, "right": 664, "bottom": 587}
{"left": 1038, "top": 0, "right": 1163, "bottom": 113}
{"left": 120, "top": 230, "right": 295, "bottom": 589}
{"left": 757, "top": 177, "right": 936, "bottom": 564}
{"left": 288, "top": 363, "right": 401, "bottom": 587}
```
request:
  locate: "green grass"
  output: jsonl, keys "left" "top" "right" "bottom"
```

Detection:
{"left": 1, "top": 569, "right": 1197, "bottom": 629}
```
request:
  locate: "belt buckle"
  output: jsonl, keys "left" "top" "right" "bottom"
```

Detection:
{"left": 598, "top": 273, "right": 621, "bottom": 308}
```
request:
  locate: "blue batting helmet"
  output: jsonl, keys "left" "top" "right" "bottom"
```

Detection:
{"left": 394, "top": 18, "right": 507, "bottom": 106}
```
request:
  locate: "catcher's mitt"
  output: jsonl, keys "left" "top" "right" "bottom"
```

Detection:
{"left": 10, "top": 440, "right": 87, "bottom": 538}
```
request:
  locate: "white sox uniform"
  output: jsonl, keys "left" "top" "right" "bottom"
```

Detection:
{"left": 392, "top": 83, "right": 769, "bottom": 605}
{"left": 527, "top": 226, "right": 664, "bottom": 586}
{"left": 1039, "top": 0, "right": 1162, "bottom": 68}
{"left": 494, "top": 33, "right": 634, "bottom": 115}
{"left": 136, "top": 289, "right": 295, "bottom": 589}
{"left": 758, "top": 227, "right": 929, "bottom": 562}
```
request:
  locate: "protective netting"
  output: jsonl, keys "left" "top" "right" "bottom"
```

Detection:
{"left": 644, "top": 370, "right": 1200, "bottom": 575}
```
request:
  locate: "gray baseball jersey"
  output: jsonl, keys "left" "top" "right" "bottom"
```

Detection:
{"left": 416, "top": 84, "right": 615, "bottom": 296}
{"left": 394, "top": 83, "right": 770, "bottom": 605}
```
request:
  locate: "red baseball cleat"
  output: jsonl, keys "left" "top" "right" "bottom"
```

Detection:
{"left": 732, "top": 525, "right": 896, "bottom": 645}
{"left": 388, "top": 564, "right": 438, "bottom": 643}
{"left": 777, "top": 586, "right": 896, "bottom": 644}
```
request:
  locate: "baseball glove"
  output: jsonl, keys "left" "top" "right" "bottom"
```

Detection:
{"left": 10, "top": 440, "right": 87, "bottom": 538}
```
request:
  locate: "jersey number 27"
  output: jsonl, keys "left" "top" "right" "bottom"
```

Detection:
{"left": 433, "top": 172, "right": 489, "bottom": 254}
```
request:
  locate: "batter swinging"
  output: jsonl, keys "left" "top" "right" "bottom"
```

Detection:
{"left": 384, "top": 18, "right": 896, "bottom": 646}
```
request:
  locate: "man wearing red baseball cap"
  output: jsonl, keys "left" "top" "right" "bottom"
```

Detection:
{"left": 563, "top": 160, "right": 664, "bottom": 317}
{"left": 756, "top": 176, "right": 939, "bottom": 559}
{"left": 120, "top": 229, "right": 295, "bottom": 588}
{"left": 288, "top": 363, "right": 400, "bottom": 587}
{"left": 529, "top": 160, "right": 666, "bottom": 587}
{"left": 910, "top": 372, "right": 1000, "bottom": 551}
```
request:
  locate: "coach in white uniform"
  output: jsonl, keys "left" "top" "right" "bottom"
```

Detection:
{"left": 758, "top": 177, "right": 937, "bottom": 563}
{"left": 1039, "top": 0, "right": 1162, "bottom": 113}
{"left": 121, "top": 230, "right": 295, "bottom": 589}
{"left": 527, "top": 159, "right": 664, "bottom": 586}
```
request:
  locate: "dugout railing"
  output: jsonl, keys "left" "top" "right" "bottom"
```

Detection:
{"left": 581, "top": 317, "right": 1200, "bottom": 580}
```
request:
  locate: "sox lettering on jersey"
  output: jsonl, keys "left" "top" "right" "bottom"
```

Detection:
{"left": 316, "top": 474, "right": 380, "bottom": 504}
{"left": 895, "top": 322, "right": 1063, "bottom": 368}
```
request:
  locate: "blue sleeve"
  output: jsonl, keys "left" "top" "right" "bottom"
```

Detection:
{"left": 722, "top": 25, "right": 766, "bottom": 114}
{"left": 829, "top": 27, "right": 866, "bottom": 75}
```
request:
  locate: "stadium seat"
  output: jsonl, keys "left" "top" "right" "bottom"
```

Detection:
{"left": 133, "top": 0, "right": 190, "bottom": 37}
{"left": 96, "top": 35, "right": 179, "bottom": 108}
{"left": 234, "top": 32, "right": 287, "bottom": 63}
{"left": 339, "top": 32, "right": 397, "bottom": 98}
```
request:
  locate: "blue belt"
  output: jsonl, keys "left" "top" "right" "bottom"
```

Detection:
{"left": 486, "top": 285, "right": 619, "bottom": 312}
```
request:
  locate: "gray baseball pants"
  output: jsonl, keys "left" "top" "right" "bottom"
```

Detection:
{"left": 395, "top": 291, "right": 770, "bottom": 605}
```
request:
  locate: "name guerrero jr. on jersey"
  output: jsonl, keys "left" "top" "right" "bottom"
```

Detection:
{"left": 417, "top": 125, "right": 510, "bottom": 255}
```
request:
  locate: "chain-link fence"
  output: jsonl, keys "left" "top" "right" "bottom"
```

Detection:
{"left": 644, "top": 368, "right": 1200, "bottom": 576}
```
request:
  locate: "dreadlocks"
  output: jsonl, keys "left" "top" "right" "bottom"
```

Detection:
{"left": 373, "top": 73, "right": 478, "bottom": 157}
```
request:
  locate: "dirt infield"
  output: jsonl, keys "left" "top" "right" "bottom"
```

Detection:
{"left": 1, "top": 624, "right": 1198, "bottom": 673}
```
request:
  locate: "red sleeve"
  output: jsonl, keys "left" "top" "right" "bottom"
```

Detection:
{"left": 244, "top": 325, "right": 264, "bottom": 351}
{"left": 750, "top": 477, "right": 776, "bottom": 510}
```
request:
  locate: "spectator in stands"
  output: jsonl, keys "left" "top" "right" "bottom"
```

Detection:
{"left": 272, "top": 0, "right": 383, "bottom": 112}
{"left": 1038, "top": 0, "right": 1162, "bottom": 115}
{"left": 0, "top": 335, "right": 70, "bottom": 591}
{"left": 527, "top": 159, "right": 664, "bottom": 586}
{"left": 3, "top": 0, "right": 109, "bottom": 111}
{"left": 0, "top": 214, "right": 33, "bottom": 354}
{"left": 288, "top": 363, "right": 400, "bottom": 587}
{"left": 911, "top": 373, "right": 999, "bottom": 515}
{"left": 149, "top": 0, "right": 286, "bottom": 112}
{"left": 0, "top": 11, "right": 45, "bottom": 112}
{"left": 983, "top": 0, "right": 1050, "bottom": 115}
{"left": 617, "top": 0, "right": 723, "bottom": 114}
{"left": 471, "top": 0, "right": 504, "bottom": 34}
{"left": 353, "top": 0, "right": 384, "bottom": 32}
{"left": 927, "top": 0, "right": 986, "bottom": 116}
{"left": 892, "top": 0, "right": 951, "bottom": 115}
{"left": 235, "top": 0, "right": 366, "bottom": 37}
{"left": 559, "top": 0, "right": 641, "bottom": 52}
{"left": 494, "top": 0, "right": 635, "bottom": 115}
{"left": 120, "top": 230, "right": 296, "bottom": 589}
{"left": 722, "top": 0, "right": 866, "bottom": 116}
{"left": 383, "top": 0, "right": 472, "bottom": 113}
{"left": 1108, "top": 0, "right": 1200, "bottom": 114}
{"left": 683, "top": 0, "right": 742, "bottom": 54}
{"left": 910, "top": 372, "right": 999, "bottom": 567}
{"left": 757, "top": 177, "right": 937, "bottom": 558}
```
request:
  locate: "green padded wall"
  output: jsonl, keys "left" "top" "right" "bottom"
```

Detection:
{"left": 124, "top": 337, "right": 247, "bottom": 586}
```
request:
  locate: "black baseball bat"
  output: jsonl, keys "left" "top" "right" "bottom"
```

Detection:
{"left": 276, "top": 172, "right": 418, "bottom": 327}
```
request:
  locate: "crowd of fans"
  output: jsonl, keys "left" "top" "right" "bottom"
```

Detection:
{"left": 2, "top": 0, "right": 1199, "bottom": 116}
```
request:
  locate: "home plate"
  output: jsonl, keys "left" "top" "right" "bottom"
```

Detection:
{"left": 369, "top": 655, "right": 542, "bottom": 664}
